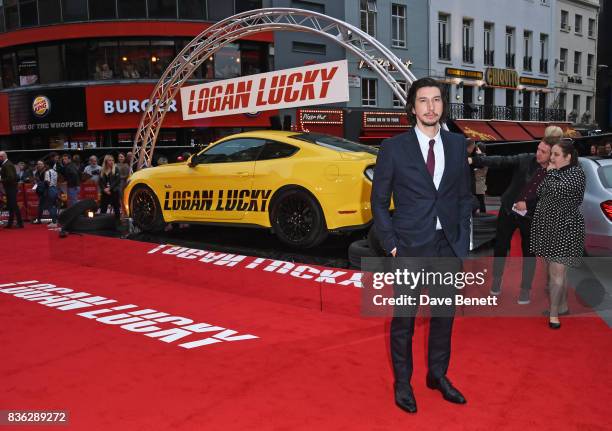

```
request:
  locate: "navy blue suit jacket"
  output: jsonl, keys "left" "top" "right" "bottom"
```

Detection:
{"left": 371, "top": 128, "right": 472, "bottom": 258}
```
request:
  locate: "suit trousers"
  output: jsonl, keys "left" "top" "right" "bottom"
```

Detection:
{"left": 390, "top": 231, "right": 460, "bottom": 384}
{"left": 5, "top": 184, "right": 23, "bottom": 227}
{"left": 492, "top": 210, "right": 535, "bottom": 290}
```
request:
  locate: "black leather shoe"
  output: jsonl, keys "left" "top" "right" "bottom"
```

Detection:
{"left": 394, "top": 383, "right": 417, "bottom": 413}
{"left": 548, "top": 320, "right": 561, "bottom": 329}
{"left": 426, "top": 375, "right": 466, "bottom": 404}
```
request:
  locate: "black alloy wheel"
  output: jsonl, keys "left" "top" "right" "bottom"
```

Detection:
{"left": 271, "top": 189, "right": 327, "bottom": 248}
{"left": 130, "top": 186, "right": 165, "bottom": 232}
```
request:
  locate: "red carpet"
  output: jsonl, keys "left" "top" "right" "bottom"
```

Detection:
{"left": 1, "top": 226, "right": 610, "bottom": 430}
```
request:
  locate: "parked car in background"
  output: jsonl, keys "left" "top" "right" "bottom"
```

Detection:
{"left": 580, "top": 157, "right": 612, "bottom": 256}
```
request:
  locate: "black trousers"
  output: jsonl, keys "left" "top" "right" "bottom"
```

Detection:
{"left": 390, "top": 231, "right": 460, "bottom": 384}
{"left": 492, "top": 210, "right": 535, "bottom": 290}
{"left": 5, "top": 184, "right": 23, "bottom": 226}
{"left": 100, "top": 192, "right": 121, "bottom": 220}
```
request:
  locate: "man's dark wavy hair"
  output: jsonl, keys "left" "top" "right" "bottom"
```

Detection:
{"left": 405, "top": 77, "right": 448, "bottom": 126}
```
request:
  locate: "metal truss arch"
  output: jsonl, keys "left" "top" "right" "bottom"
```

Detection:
{"left": 132, "top": 8, "right": 417, "bottom": 170}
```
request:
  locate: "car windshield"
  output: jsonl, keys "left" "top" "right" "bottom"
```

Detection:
{"left": 293, "top": 133, "right": 378, "bottom": 155}
{"left": 600, "top": 165, "right": 612, "bottom": 188}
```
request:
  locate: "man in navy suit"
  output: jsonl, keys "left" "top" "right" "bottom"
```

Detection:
{"left": 371, "top": 77, "right": 472, "bottom": 414}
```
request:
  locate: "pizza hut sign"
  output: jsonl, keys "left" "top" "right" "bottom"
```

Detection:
{"left": 180, "top": 60, "right": 349, "bottom": 120}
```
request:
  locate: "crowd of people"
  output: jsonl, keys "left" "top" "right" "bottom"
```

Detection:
{"left": 0, "top": 150, "right": 189, "bottom": 228}
{"left": 0, "top": 151, "right": 136, "bottom": 227}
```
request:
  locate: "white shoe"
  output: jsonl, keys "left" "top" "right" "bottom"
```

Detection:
{"left": 47, "top": 223, "right": 58, "bottom": 228}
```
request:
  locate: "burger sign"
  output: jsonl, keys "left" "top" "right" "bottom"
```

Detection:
{"left": 32, "top": 95, "right": 51, "bottom": 118}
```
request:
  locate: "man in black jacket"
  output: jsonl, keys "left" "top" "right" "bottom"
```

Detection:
{"left": 57, "top": 153, "right": 81, "bottom": 207}
{"left": 0, "top": 151, "right": 24, "bottom": 228}
{"left": 470, "top": 135, "right": 559, "bottom": 304}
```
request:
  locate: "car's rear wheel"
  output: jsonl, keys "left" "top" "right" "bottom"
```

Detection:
{"left": 271, "top": 188, "right": 327, "bottom": 248}
{"left": 130, "top": 186, "right": 165, "bottom": 232}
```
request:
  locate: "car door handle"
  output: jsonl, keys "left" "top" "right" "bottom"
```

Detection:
{"left": 236, "top": 172, "right": 251, "bottom": 177}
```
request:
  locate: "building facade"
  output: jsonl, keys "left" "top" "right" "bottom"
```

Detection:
{"left": 428, "top": 0, "right": 564, "bottom": 122}
{"left": 554, "top": 0, "right": 599, "bottom": 125}
{"left": 0, "top": 0, "right": 275, "bottom": 153}
{"left": 595, "top": 0, "right": 611, "bottom": 130}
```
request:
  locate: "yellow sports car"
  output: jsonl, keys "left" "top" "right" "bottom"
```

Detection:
{"left": 125, "top": 130, "right": 378, "bottom": 247}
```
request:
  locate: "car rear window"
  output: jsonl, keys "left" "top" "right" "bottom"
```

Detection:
{"left": 600, "top": 165, "right": 612, "bottom": 188}
{"left": 293, "top": 133, "right": 378, "bottom": 155}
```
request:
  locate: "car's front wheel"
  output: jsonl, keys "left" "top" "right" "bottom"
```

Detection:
{"left": 270, "top": 188, "right": 327, "bottom": 248}
{"left": 130, "top": 186, "right": 165, "bottom": 232}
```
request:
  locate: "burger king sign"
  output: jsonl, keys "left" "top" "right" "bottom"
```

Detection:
{"left": 32, "top": 95, "right": 51, "bottom": 118}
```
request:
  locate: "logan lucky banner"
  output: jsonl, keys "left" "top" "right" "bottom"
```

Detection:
{"left": 180, "top": 60, "right": 349, "bottom": 120}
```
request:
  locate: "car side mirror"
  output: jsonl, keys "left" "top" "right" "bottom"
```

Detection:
{"left": 188, "top": 156, "right": 198, "bottom": 168}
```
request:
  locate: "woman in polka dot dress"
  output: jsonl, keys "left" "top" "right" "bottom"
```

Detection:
{"left": 530, "top": 139, "right": 585, "bottom": 329}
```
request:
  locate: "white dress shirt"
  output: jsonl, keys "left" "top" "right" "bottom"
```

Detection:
{"left": 414, "top": 124, "right": 445, "bottom": 230}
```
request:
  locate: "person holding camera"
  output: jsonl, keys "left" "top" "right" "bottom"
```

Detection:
{"left": 530, "top": 139, "right": 585, "bottom": 329}
{"left": 469, "top": 132, "right": 561, "bottom": 304}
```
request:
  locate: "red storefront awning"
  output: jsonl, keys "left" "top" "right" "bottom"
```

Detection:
{"left": 518, "top": 121, "right": 548, "bottom": 139}
{"left": 488, "top": 121, "right": 533, "bottom": 141}
{"left": 453, "top": 120, "right": 503, "bottom": 141}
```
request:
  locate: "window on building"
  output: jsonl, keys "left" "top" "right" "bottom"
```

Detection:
{"left": 291, "top": 41, "right": 326, "bottom": 55}
{"left": 505, "top": 27, "right": 515, "bottom": 68}
{"left": 539, "top": 33, "right": 548, "bottom": 73}
{"left": 574, "top": 14, "right": 582, "bottom": 34}
{"left": 360, "top": 0, "right": 377, "bottom": 37}
{"left": 118, "top": 0, "right": 147, "bottom": 18}
{"left": 586, "top": 95, "right": 592, "bottom": 113}
{"left": 64, "top": 41, "right": 88, "bottom": 81}
{"left": 151, "top": 40, "right": 175, "bottom": 78}
{"left": 560, "top": 48, "right": 567, "bottom": 72}
{"left": 1, "top": 53, "right": 17, "bottom": 88}
{"left": 5, "top": 0, "right": 19, "bottom": 30}
{"left": 392, "top": 80, "right": 408, "bottom": 108}
{"left": 148, "top": 0, "right": 177, "bottom": 19}
{"left": 291, "top": 0, "right": 324, "bottom": 14}
{"left": 38, "top": 0, "right": 61, "bottom": 24}
{"left": 119, "top": 40, "right": 150, "bottom": 78}
{"left": 558, "top": 92, "right": 566, "bottom": 111}
{"left": 438, "top": 13, "right": 450, "bottom": 60}
{"left": 19, "top": 0, "right": 38, "bottom": 27}
{"left": 463, "top": 18, "right": 474, "bottom": 63}
{"left": 38, "top": 45, "right": 62, "bottom": 83}
{"left": 560, "top": 10, "right": 569, "bottom": 30}
{"left": 572, "top": 94, "right": 580, "bottom": 111}
{"left": 17, "top": 48, "right": 38, "bottom": 86}
{"left": 484, "top": 22, "right": 494, "bottom": 66}
{"left": 89, "top": 40, "right": 119, "bottom": 80}
{"left": 235, "top": 0, "right": 262, "bottom": 13}
{"left": 362, "top": 78, "right": 377, "bottom": 106}
{"left": 391, "top": 4, "right": 406, "bottom": 48}
{"left": 62, "top": 0, "right": 88, "bottom": 21}
{"left": 506, "top": 89, "right": 515, "bottom": 107}
{"left": 240, "top": 41, "right": 268, "bottom": 75}
{"left": 588, "top": 18, "right": 596, "bottom": 37}
{"left": 214, "top": 43, "right": 241, "bottom": 79}
{"left": 587, "top": 53, "right": 594, "bottom": 77}
{"left": 523, "top": 30, "right": 532, "bottom": 71}
{"left": 574, "top": 51, "right": 581, "bottom": 75}
{"left": 179, "top": 0, "right": 206, "bottom": 19}
{"left": 89, "top": 0, "right": 117, "bottom": 19}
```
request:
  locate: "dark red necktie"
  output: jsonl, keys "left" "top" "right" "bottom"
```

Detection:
{"left": 426, "top": 139, "right": 435, "bottom": 177}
